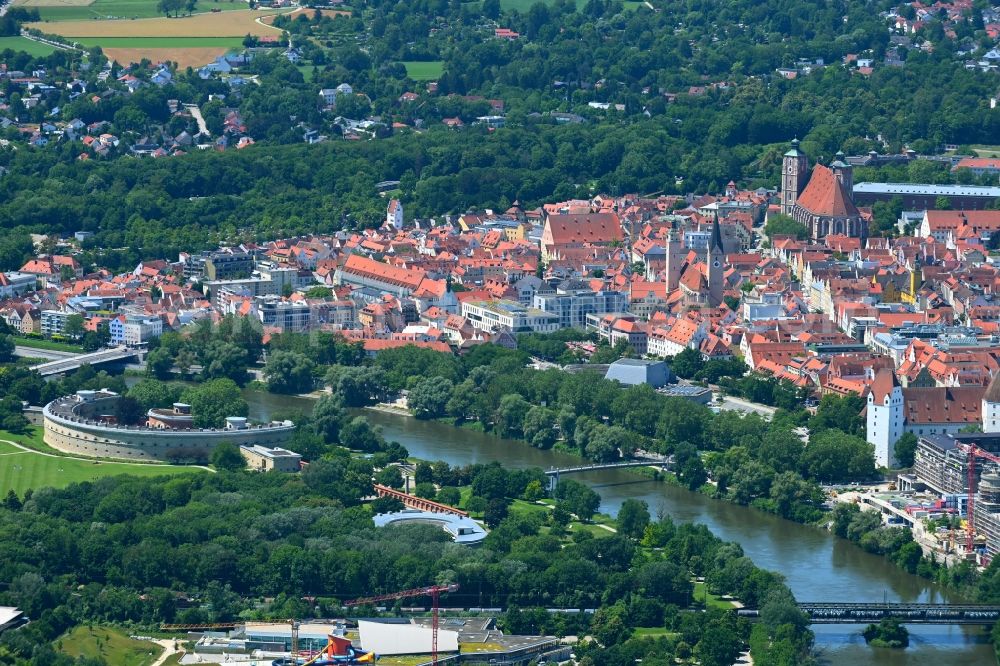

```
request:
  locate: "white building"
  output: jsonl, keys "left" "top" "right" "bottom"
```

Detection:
{"left": 122, "top": 314, "right": 162, "bottom": 346}
{"left": 387, "top": 199, "right": 403, "bottom": 230}
{"left": 460, "top": 299, "right": 560, "bottom": 334}
{"left": 867, "top": 368, "right": 988, "bottom": 467}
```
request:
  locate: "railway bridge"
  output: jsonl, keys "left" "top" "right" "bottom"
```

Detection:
{"left": 739, "top": 603, "right": 1000, "bottom": 625}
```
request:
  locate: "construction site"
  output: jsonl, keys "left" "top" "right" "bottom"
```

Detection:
{"left": 161, "top": 586, "right": 567, "bottom": 666}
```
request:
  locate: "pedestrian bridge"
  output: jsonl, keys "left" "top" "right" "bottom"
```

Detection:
{"left": 739, "top": 603, "right": 1000, "bottom": 625}
{"left": 30, "top": 346, "right": 140, "bottom": 376}
{"left": 545, "top": 458, "right": 670, "bottom": 493}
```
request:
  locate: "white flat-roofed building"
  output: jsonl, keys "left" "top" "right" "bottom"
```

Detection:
{"left": 358, "top": 620, "right": 459, "bottom": 656}
{"left": 0, "top": 607, "right": 24, "bottom": 633}
{"left": 461, "top": 298, "right": 560, "bottom": 334}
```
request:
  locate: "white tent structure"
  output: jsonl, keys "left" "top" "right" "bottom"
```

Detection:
{"left": 357, "top": 620, "right": 459, "bottom": 656}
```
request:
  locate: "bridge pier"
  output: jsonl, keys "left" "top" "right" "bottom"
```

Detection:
{"left": 548, "top": 471, "right": 559, "bottom": 496}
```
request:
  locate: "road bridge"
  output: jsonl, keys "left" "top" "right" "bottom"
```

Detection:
{"left": 545, "top": 458, "right": 670, "bottom": 494}
{"left": 30, "top": 346, "right": 140, "bottom": 376}
{"left": 739, "top": 603, "right": 1000, "bottom": 625}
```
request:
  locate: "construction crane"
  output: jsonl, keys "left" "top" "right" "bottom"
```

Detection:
{"left": 957, "top": 443, "right": 1000, "bottom": 555}
{"left": 344, "top": 584, "right": 459, "bottom": 665}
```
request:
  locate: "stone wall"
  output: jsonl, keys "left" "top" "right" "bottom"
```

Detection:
{"left": 43, "top": 393, "right": 295, "bottom": 462}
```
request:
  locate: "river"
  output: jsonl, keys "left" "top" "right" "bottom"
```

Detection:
{"left": 243, "top": 391, "right": 997, "bottom": 665}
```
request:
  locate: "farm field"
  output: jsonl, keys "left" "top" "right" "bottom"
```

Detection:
{"left": 402, "top": 60, "right": 443, "bottom": 81}
{"left": 0, "top": 428, "right": 206, "bottom": 496}
{"left": 15, "top": 0, "right": 249, "bottom": 22}
{"left": 0, "top": 36, "right": 59, "bottom": 56}
{"left": 58, "top": 626, "right": 162, "bottom": 666}
{"left": 73, "top": 36, "right": 243, "bottom": 47}
{"left": 102, "top": 45, "right": 232, "bottom": 66}
{"left": 27, "top": 7, "right": 290, "bottom": 36}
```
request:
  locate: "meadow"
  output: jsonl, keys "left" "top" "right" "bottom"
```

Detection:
{"left": 402, "top": 60, "right": 443, "bottom": 81}
{"left": 0, "top": 428, "right": 206, "bottom": 496}
{"left": 57, "top": 626, "right": 162, "bottom": 666}
{"left": 0, "top": 36, "right": 58, "bottom": 56}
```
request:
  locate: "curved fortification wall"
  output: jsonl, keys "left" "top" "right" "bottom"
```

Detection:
{"left": 43, "top": 390, "right": 295, "bottom": 461}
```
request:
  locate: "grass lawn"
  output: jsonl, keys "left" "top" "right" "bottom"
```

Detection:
{"left": 297, "top": 63, "right": 316, "bottom": 81}
{"left": 402, "top": 60, "right": 443, "bottom": 81}
{"left": 0, "top": 427, "right": 206, "bottom": 496}
{"left": 500, "top": 0, "right": 579, "bottom": 10}
{"left": 971, "top": 145, "right": 1000, "bottom": 158}
{"left": 0, "top": 36, "right": 59, "bottom": 56}
{"left": 623, "top": 0, "right": 645, "bottom": 9}
{"left": 632, "top": 627, "right": 680, "bottom": 638}
{"left": 13, "top": 336, "right": 83, "bottom": 353}
{"left": 692, "top": 581, "right": 737, "bottom": 610}
{"left": 26, "top": 0, "right": 249, "bottom": 22}
{"left": 73, "top": 36, "right": 244, "bottom": 47}
{"left": 57, "top": 625, "right": 162, "bottom": 666}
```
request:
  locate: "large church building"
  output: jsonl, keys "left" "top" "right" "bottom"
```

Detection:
{"left": 780, "top": 140, "right": 867, "bottom": 241}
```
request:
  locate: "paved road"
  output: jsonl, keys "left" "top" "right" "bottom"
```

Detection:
{"left": 716, "top": 395, "right": 777, "bottom": 418}
{"left": 184, "top": 104, "right": 210, "bottom": 137}
{"left": 13, "top": 346, "right": 76, "bottom": 361}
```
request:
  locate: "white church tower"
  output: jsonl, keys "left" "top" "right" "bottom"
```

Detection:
{"left": 983, "top": 374, "right": 1000, "bottom": 433}
{"left": 387, "top": 199, "right": 403, "bottom": 230}
{"left": 867, "top": 369, "right": 904, "bottom": 467}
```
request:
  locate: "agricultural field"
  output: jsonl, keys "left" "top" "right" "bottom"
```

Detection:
{"left": 0, "top": 428, "right": 206, "bottom": 496}
{"left": 0, "top": 36, "right": 58, "bottom": 56}
{"left": 15, "top": 0, "right": 249, "bottom": 22}
{"left": 27, "top": 7, "right": 290, "bottom": 36}
{"left": 57, "top": 626, "right": 162, "bottom": 666}
{"left": 402, "top": 60, "right": 443, "bottom": 81}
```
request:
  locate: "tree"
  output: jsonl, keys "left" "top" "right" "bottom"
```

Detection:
{"left": 484, "top": 498, "right": 509, "bottom": 527}
{"left": 371, "top": 495, "right": 404, "bottom": 514}
{"left": 63, "top": 314, "right": 85, "bottom": 340}
{"left": 145, "top": 347, "right": 174, "bottom": 379}
{"left": 180, "top": 378, "right": 248, "bottom": 428}
{"left": 764, "top": 213, "right": 809, "bottom": 240}
{"left": 339, "top": 416, "right": 386, "bottom": 452}
{"left": 894, "top": 432, "right": 918, "bottom": 468}
{"left": 0, "top": 334, "right": 14, "bottom": 363}
{"left": 809, "top": 394, "right": 865, "bottom": 437}
{"left": 3, "top": 489, "right": 21, "bottom": 511}
{"left": 407, "top": 376, "right": 453, "bottom": 419}
{"left": 375, "top": 466, "right": 404, "bottom": 488}
{"left": 495, "top": 394, "right": 530, "bottom": 438}
{"left": 264, "top": 351, "right": 316, "bottom": 394}
{"left": 211, "top": 442, "right": 246, "bottom": 471}
{"left": 616, "top": 499, "right": 650, "bottom": 539}
{"left": 555, "top": 479, "right": 600, "bottom": 521}
{"left": 113, "top": 396, "right": 146, "bottom": 425}
{"left": 128, "top": 379, "right": 179, "bottom": 411}
{"left": 312, "top": 394, "right": 345, "bottom": 443}
{"left": 200, "top": 341, "right": 249, "bottom": 384}
{"left": 802, "top": 430, "right": 876, "bottom": 482}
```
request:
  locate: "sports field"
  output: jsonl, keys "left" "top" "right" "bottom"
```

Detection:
{"left": 15, "top": 0, "right": 249, "bottom": 22}
{"left": 0, "top": 429, "right": 205, "bottom": 496}
{"left": 0, "top": 36, "right": 58, "bottom": 56}
{"left": 59, "top": 626, "right": 163, "bottom": 666}
{"left": 402, "top": 61, "right": 443, "bottom": 81}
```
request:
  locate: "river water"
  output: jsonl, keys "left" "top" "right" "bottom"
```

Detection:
{"left": 243, "top": 391, "right": 997, "bottom": 665}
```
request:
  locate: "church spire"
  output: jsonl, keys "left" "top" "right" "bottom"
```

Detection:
{"left": 710, "top": 211, "right": 724, "bottom": 255}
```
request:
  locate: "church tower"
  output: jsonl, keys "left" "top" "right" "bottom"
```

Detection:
{"left": 983, "top": 374, "right": 1000, "bottom": 434}
{"left": 781, "top": 139, "right": 809, "bottom": 216}
{"left": 665, "top": 220, "right": 683, "bottom": 291}
{"left": 708, "top": 213, "right": 725, "bottom": 307}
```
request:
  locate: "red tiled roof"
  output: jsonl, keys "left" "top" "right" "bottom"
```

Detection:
{"left": 796, "top": 164, "right": 859, "bottom": 218}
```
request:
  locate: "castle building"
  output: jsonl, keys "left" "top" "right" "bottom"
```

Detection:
{"left": 781, "top": 142, "right": 866, "bottom": 240}
{"left": 867, "top": 369, "right": 988, "bottom": 467}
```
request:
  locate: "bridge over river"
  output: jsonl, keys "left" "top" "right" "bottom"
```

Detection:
{"left": 545, "top": 457, "right": 671, "bottom": 493}
{"left": 738, "top": 603, "right": 1000, "bottom": 625}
